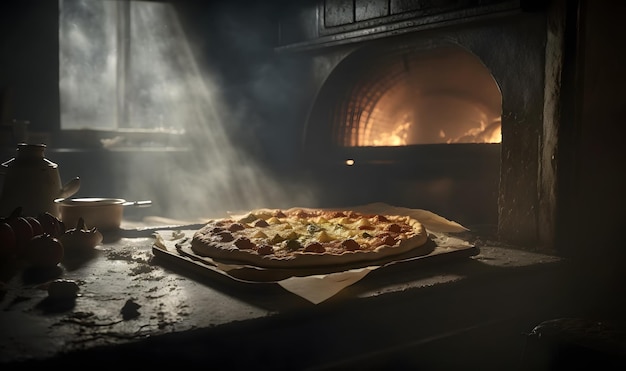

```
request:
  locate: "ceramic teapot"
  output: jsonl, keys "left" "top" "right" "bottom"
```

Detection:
{"left": 0, "top": 143, "right": 80, "bottom": 218}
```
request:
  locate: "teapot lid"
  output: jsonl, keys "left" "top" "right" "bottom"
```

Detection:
{"left": 17, "top": 143, "right": 46, "bottom": 152}
{"left": 6, "top": 143, "right": 57, "bottom": 168}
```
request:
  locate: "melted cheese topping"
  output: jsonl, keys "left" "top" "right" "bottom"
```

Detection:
{"left": 191, "top": 209, "right": 428, "bottom": 268}
{"left": 223, "top": 211, "right": 414, "bottom": 254}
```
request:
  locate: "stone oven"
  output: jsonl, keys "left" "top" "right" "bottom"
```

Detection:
{"left": 275, "top": 0, "right": 591, "bottom": 253}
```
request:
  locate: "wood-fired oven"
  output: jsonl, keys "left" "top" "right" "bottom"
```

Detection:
{"left": 275, "top": 0, "right": 593, "bottom": 254}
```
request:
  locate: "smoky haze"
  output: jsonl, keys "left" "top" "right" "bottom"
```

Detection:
{"left": 59, "top": 0, "right": 317, "bottom": 220}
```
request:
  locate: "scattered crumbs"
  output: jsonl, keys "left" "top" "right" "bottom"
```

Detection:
{"left": 107, "top": 250, "right": 134, "bottom": 261}
{"left": 135, "top": 275, "right": 165, "bottom": 282}
{"left": 146, "top": 294, "right": 166, "bottom": 299}
{"left": 130, "top": 264, "right": 155, "bottom": 276}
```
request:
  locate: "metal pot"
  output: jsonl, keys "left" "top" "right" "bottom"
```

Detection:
{"left": 54, "top": 198, "right": 152, "bottom": 231}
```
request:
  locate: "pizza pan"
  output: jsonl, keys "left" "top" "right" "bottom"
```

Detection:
{"left": 152, "top": 238, "right": 479, "bottom": 284}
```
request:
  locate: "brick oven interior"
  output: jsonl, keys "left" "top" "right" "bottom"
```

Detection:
{"left": 2, "top": 0, "right": 626, "bottom": 368}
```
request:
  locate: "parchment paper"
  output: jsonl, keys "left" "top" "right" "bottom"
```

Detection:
{"left": 152, "top": 203, "right": 472, "bottom": 304}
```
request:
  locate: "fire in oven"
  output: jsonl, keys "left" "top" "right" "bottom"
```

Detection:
{"left": 316, "top": 44, "right": 502, "bottom": 148}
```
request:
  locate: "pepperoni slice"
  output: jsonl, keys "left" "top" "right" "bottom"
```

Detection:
{"left": 329, "top": 211, "right": 346, "bottom": 218}
{"left": 294, "top": 210, "right": 311, "bottom": 218}
{"left": 257, "top": 244, "right": 274, "bottom": 255}
{"left": 386, "top": 223, "right": 401, "bottom": 233}
{"left": 303, "top": 242, "right": 325, "bottom": 253}
{"left": 216, "top": 231, "right": 234, "bottom": 242}
{"left": 373, "top": 215, "right": 389, "bottom": 223}
{"left": 228, "top": 223, "right": 245, "bottom": 232}
{"left": 211, "top": 226, "right": 225, "bottom": 233}
{"left": 381, "top": 235, "right": 397, "bottom": 246}
{"left": 253, "top": 219, "right": 269, "bottom": 227}
{"left": 342, "top": 239, "right": 360, "bottom": 251}
{"left": 234, "top": 237, "right": 255, "bottom": 250}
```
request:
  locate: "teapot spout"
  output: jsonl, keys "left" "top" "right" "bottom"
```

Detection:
{"left": 59, "top": 177, "right": 81, "bottom": 199}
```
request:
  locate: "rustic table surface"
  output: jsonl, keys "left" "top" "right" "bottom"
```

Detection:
{"left": 0, "top": 220, "right": 566, "bottom": 368}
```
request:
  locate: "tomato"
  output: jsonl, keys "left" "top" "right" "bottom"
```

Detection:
{"left": 0, "top": 222, "right": 17, "bottom": 259}
{"left": 25, "top": 216, "right": 44, "bottom": 236}
{"left": 1, "top": 207, "right": 34, "bottom": 252}
{"left": 5, "top": 216, "right": 34, "bottom": 250}
{"left": 25, "top": 233, "right": 64, "bottom": 267}
{"left": 36, "top": 212, "right": 64, "bottom": 237}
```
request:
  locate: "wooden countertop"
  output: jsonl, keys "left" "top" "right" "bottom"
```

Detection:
{"left": 0, "top": 221, "right": 567, "bottom": 368}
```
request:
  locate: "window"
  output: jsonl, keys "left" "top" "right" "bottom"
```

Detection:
{"left": 59, "top": 0, "right": 195, "bottom": 132}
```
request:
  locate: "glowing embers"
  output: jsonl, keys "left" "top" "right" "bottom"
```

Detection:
{"left": 450, "top": 117, "right": 501, "bottom": 144}
{"left": 358, "top": 94, "right": 502, "bottom": 145}
{"left": 345, "top": 46, "right": 502, "bottom": 146}
{"left": 357, "top": 87, "right": 502, "bottom": 146}
{"left": 365, "top": 110, "right": 412, "bottom": 146}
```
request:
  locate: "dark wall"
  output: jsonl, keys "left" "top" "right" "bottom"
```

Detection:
{"left": 0, "top": 0, "right": 59, "bottom": 132}
{"left": 562, "top": 0, "right": 626, "bottom": 315}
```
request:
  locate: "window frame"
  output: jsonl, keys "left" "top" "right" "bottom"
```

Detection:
{"left": 57, "top": 0, "right": 191, "bottom": 150}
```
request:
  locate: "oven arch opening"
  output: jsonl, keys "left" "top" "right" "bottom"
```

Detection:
{"left": 302, "top": 41, "right": 503, "bottom": 177}
{"left": 304, "top": 41, "right": 503, "bottom": 153}
{"left": 336, "top": 45, "right": 502, "bottom": 147}
{"left": 301, "top": 41, "right": 503, "bottom": 230}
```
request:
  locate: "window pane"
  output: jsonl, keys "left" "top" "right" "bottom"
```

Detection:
{"left": 60, "top": 0, "right": 195, "bottom": 131}
{"left": 59, "top": 0, "right": 117, "bottom": 130}
{"left": 126, "top": 1, "right": 194, "bottom": 130}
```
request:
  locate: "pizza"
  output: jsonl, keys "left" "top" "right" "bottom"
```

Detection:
{"left": 190, "top": 207, "right": 429, "bottom": 269}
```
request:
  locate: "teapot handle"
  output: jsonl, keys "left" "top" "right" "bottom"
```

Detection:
{"left": 59, "top": 177, "right": 81, "bottom": 199}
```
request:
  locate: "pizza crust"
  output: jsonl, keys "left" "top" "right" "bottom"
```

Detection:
{"left": 190, "top": 207, "right": 429, "bottom": 269}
